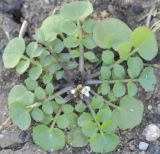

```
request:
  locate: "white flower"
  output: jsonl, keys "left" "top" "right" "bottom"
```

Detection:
{"left": 70, "top": 89, "right": 76, "bottom": 94}
{"left": 82, "top": 86, "right": 90, "bottom": 97}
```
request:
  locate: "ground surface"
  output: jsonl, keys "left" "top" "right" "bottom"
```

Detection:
{"left": 0, "top": 0, "right": 160, "bottom": 153}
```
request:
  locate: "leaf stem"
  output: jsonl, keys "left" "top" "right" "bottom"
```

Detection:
{"left": 86, "top": 79, "right": 139, "bottom": 85}
{"left": 90, "top": 90, "right": 120, "bottom": 110}
{"left": 83, "top": 97, "right": 104, "bottom": 135}
{"left": 77, "top": 20, "right": 85, "bottom": 79}
{"left": 26, "top": 102, "right": 42, "bottom": 110}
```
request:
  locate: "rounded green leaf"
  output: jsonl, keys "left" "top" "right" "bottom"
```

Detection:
{"left": 78, "top": 112, "right": 93, "bottom": 127}
{"left": 60, "top": 1, "right": 93, "bottom": 20}
{"left": 101, "top": 120, "right": 117, "bottom": 133}
{"left": 56, "top": 71, "right": 64, "bottom": 80}
{"left": 99, "top": 83, "right": 110, "bottom": 95}
{"left": 89, "top": 133, "right": 120, "bottom": 153}
{"left": 45, "top": 83, "right": 54, "bottom": 95}
{"left": 35, "top": 87, "right": 46, "bottom": 100}
{"left": 82, "top": 121, "right": 98, "bottom": 137}
{"left": 16, "top": 59, "right": 30, "bottom": 74}
{"left": 9, "top": 102, "right": 31, "bottom": 130}
{"left": 43, "top": 74, "right": 52, "bottom": 84}
{"left": 131, "top": 26, "right": 158, "bottom": 60}
{"left": 18, "top": 91, "right": 34, "bottom": 105}
{"left": 56, "top": 114, "right": 70, "bottom": 129}
{"left": 139, "top": 67, "right": 156, "bottom": 91}
{"left": 93, "top": 18, "right": 132, "bottom": 49}
{"left": 75, "top": 102, "right": 86, "bottom": 112}
{"left": 108, "top": 92, "right": 118, "bottom": 102}
{"left": 127, "top": 81, "right": 137, "bottom": 96}
{"left": 31, "top": 108, "right": 44, "bottom": 122}
{"left": 62, "top": 104, "right": 73, "bottom": 114}
{"left": 102, "top": 50, "right": 114, "bottom": 65}
{"left": 51, "top": 39, "right": 64, "bottom": 53}
{"left": 91, "top": 96, "right": 104, "bottom": 109}
{"left": 96, "top": 107, "right": 112, "bottom": 122}
{"left": 69, "top": 50, "right": 80, "bottom": 58}
{"left": 25, "top": 78, "right": 38, "bottom": 91}
{"left": 84, "top": 51, "right": 98, "bottom": 63}
{"left": 41, "top": 113, "right": 53, "bottom": 125}
{"left": 33, "top": 125, "right": 65, "bottom": 151}
{"left": 55, "top": 96, "right": 64, "bottom": 104}
{"left": 83, "top": 36, "right": 96, "bottom": 49}
{"left": 63, "top": 36, "right": 80, "bottom": 48}
{"left": 8, "top": 85, "right": 27, "bottom": 104}
{"left": 113, "top": 64, "right": 125, "bottom": 79}
{"left": 40, "top": 15, "right": 63, "bottom": 41}
{"left": 3, "top": 37, "right": 25, "bottom": 68}
{"left": 127, "top": 57, "right": 143, "bottom": 78}
{"left": 60, "top": 21, "right": 77, "bottom": 35}
{"left": 26, "top": 42, "right": 38, "bottom": 58}
{"left": 113, "top": 82, "right": 126, "bottom": 98}
{"left": 67, "top": 128, "right": 88, "bottom": 147}
{"left": 100, "top": 66, "right": 111, "bottom": 80}
{"left": 29, "top": 65, "right": 42, "bottom": 80}
{"left": 112, "top": 96, "right": 144, "bottom": 130}
{"left": 82, "top": 18, "right": 97, "bottom": 33}
{"left": 66, "top": 112, "right": 78, "bottom": 127}
{"left": 42, "top": 101, "right": 54, "bottom": 114}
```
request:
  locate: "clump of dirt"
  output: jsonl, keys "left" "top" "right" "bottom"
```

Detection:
{"left": 0, "top": 0, "right": 160, "bottom": 153}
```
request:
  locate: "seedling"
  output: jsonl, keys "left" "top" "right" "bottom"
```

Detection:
{"left": 2, "top": 1, "right": 158, "bottom": 153}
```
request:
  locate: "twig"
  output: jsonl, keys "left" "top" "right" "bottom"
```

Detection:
{"left": 146, "top": 0, "right": 156, "bottom": 27}
{"left": 144, "top": 63, "right": 160, "bottom": 69}
{"left": 0, "top": 117, "right": 11, "bottom": 132}
{"left": 19, "top": 20, "right": 28, "bottom": 38}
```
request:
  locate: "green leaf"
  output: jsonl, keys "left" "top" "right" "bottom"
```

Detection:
{"left": 41, "top": 113, "right": 53, "bottom": 125}
{"left": 59, "top": 53, "right": 71, "bottom": 62}
{"left": 67, "top": 128, "right": 88, "bottom": 147}
{"left": 33, "top": 125, "right": 65, "bottom": 151}
{"left": 26, "top": 42, "right": 38, "bottom": 58}
{"left": 40, "top": 15, "right": 63, "bottom": 41}
{"left": 82, "top": 19, "right": 97, "bottom": 33}
{"left": 89, "top": 133, "right": 120, "bottom": 153}
{"left": 116, "top": 42, "right": 132, "bottom": 60}
{"left": 108, "top": 92, "right": 118, "bottom": 102}
{"left": 42, "top": 101, "right": 54, "bottom": 114}
{"left": 43, "top": 74, "right": 52, "bottom": 84}
{"left": 113, "top": 82, "right": 126, "bottom": 98}
{"left": 101, "top": 120, "right": 117, "bottom": 133}
{"left": 51, "top": 39, "right": 64, "bottom": 53}
{"left": 16, "top": 59, "right": 30, "bottom": 74}
{"left": 102, "top": 50, "right": 114, "bottom": 65}
{"left": 69, "top": 50, "right": 80, "bottom": 58}
{"left": 78, "top": 112, "right": 93, "bottom": 127}
{"left": 8, "top": 85, "right": 27, "bottom": 104}
{"left": 113, "top": 64, "right": 125, "bottom": 79}
{"left": 66, "top": 61, "right": 78, "bottom": 70}
{"left": 64, "top": 36, "right": 80, "bottom": 48}
{"left": 3, "top": 37, "right": 25, "bottom": 68}
{"left": 96, "top": 107, "right": 112, "bottom": 122}
{"left": 100, "top": 66, "right": 111, "bottom": 80}
{"left": 62, "top": 104, "right": 73, "bottom": 114}
{"left": 31, "top": 108, "right": 44, "bottom": 122}
{"left": 45, "top": 83, "right": 54, "bottom": 95}
{"left": 127, "top": 81, "right": 137, "bottom": 96}
{"left": 127, "top": 57, "right": 143, "bottom": 78}
{"left": 139, "top": 67, "right": 156, "bottom": 91}
{"left": 93, "top": 18, "right": 132, "bottom": 49}
{"left": 84, "top": 51, "right": 98, "bottom": 63}
{"left": 82, "top": 121, "right": 98, "bottom": 137}
{"left": 9, "top": 102, "right": 31, "bottom": 130}
{"left": 29, "top": 65, "right": 42, "bottom": 80}
{"left": 131, "top": 26, "right": 158, "bottom": 60}
{"left": 112, "top": 96, "right": 144, "bottom": 130}
{"left": 91, "top": 96, "right": 104, "bottom": 109}
{"left": 60, "top": 1, "right": 93, "bottom": 20}
{"left": 25, "top": 78, "right": 38, "bottom": 91}
{"left": 18, "top": 91, "right": 34, "bottom": 105}
{"left": 56, "top": 114, "right": 70, "bottom": 129}
{"left": 56, "top": 71, "right": 64, "bottom": 80}
{"left": 48, "top": 63, "right": 61, "bottom": 74}
{"left": 35, "top": 87, "right": 46, "bottom": 100}
{"left": 83, "top": 36, "right": 96, "bottom": 49}
{"left": 99, "top": 83, "right": 110, "bottom": 95}
{"left": 60, "top": 21, "right": 77, "bottom": 35}
{"left": 66, "top": 112, "right": 78, "bottom": 127}
{"left": 34, "top": 29, "right": 45, "bottom": 43}
{"left": 55, "top": 96, "right": 64, "bottom": 104}
{"left": 75, "top": 101, "right": 86, "bottom": 112}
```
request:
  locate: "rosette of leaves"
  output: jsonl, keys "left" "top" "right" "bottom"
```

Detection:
{"left": 2, "top": 1, "right": 158, "bottom": 153}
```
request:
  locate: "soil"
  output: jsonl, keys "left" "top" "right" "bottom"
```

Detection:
{"left": 0, "top": 0, "right": 160, "bottom": 154}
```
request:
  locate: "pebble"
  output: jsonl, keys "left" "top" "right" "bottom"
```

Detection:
{"left": 148, "top": 105, "right": 152, "bottom": 111}
{"left": 143, "top": 124, "right": 160, "bottom": 141}
{"left": 138, "top": 142, "right": 149, "bottom": 151}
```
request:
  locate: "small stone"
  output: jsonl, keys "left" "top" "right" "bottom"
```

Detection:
{"left": 148, "top": 105, "right": 152, "bottom": 110}
{"left": 143, "top": 124, "right": 160, "bottom": 141}
{"left": 138, "top": 142, "right": 149, "bottom": 151}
